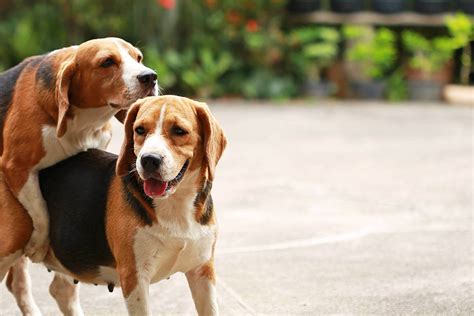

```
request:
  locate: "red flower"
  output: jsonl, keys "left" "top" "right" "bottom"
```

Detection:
{"left": 246, "top": 19, "right": 259, "bottom": 32}
{"left": 158, "top": 0, "right": 175, "bottom": 10}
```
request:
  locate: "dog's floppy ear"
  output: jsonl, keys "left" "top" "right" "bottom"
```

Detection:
{"left": 195, "top": 101, "right": 227, "bottom": 181}
{"left": 114, "top": 110, "right": 127, "bottom": 123}
{"left": 55, "top": 58, "right": 76, "bottom": 137}
{"left": 116, "top": 100, "right": 142, "bottom": 176}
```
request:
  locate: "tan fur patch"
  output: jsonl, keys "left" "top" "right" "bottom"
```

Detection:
{"left": 106, "top": 176, "right": 144, "bottom": 297}
{"left": 0, "top": 174, "right": 32, "bottom": 256}
{"left": 199, "top": 260, "right": 216, "bottom": 284}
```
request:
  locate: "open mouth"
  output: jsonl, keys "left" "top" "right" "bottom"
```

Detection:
{"left": 143, "top": 160, "right": 189, "bottom": 198}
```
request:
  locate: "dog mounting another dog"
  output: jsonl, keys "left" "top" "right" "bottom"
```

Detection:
{"left": 0, "top": 96, "right": 227, "bottom": 315}
{"left": 0, "top": 37, "right": 157, "bottom": 263}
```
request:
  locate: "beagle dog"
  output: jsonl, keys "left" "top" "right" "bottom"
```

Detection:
{"left": 0, "top": 37, "right": 157, "bottom": 262}
{"left": 0, "top": 96, "right": 227, "bottom": 315}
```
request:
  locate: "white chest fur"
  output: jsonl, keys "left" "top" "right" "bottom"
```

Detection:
{"left": 38, "top": 106, "right": 115, "bottom": 169}
{"left": 93, "top": 201, "right": 215, "bottom": 287}
{"left": 134, "top": 197, "right": 216, "bottom": 284}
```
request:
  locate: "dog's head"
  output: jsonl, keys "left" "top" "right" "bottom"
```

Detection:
{"left": 55, "top": 37, "right": 158, "bottom": 136}
{"left": 116, "top": 96, "right": 227, "bottom": 199}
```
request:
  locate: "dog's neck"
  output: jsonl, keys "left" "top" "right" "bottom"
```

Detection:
{"left": 153, "top": 168, "right": 201, "bottom": 207}
{"left": 122, "top": 169, "right": 213, "bottom": 227}
{"left": 67, "top": 105, "right": 117, "bottom": 132}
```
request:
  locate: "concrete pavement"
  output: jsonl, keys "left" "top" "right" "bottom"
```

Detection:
{"left": 1, "top": 101, "right": 473, "bottom": 315}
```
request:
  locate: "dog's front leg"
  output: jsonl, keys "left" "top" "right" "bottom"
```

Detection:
{"left": 186, "top": 261, "right": 219, "bottom": 316}
{"left": 119, "top": 269, "right": 151, "bottom": 316}
{"left": 4, "top": 169, "right": 49, "bottom": 263}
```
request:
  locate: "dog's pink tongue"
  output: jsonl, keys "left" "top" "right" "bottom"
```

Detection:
{"left": 144, "top": 179, "right": 167, "bottom": 197}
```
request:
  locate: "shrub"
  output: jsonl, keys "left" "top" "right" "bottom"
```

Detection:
{"left": 288, "top": 26, "right": 340, "bottom": 82}
{"left": 402, "top": 31, "right": 456, "bottom": 79}
{"left": 343, "top": 25, "right": 397, "bottom": 81}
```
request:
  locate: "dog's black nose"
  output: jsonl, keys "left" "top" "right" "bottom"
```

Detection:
{"left": 137, "top": 71, "right": 157, "bottom": 86}
{"left": 141, "top": 154, "right": 162, "bottom": 173}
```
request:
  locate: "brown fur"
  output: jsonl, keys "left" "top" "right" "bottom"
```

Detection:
{"left": 116, "top": 101, "right": 142, "bottom": 176}
{"left": 195, "top": 103, "right": 227, "bottom": 181}
{"left": 1, "top": 37, "right": 146, "bottom": 195}
{"left": 0, "top": 174, "right": 32, "bottom": 257}
{"left": 199, "top": 260, "right": 216, "bottom": 285}
{"left": 106, "top": 176, "right": 142, "bottom": 297}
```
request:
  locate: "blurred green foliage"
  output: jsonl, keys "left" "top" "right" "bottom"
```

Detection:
{"left": 402, "top": 30, "right": 456, "bottom": 78}
{"left": 387, "top": 69, "right": 408, "bottom": 102}
{"left": 445, "top": 13, "right": 473, "bottom": 85}
{"left": 288, "top": 26, "right": 340, "bottom": 82}
{"left": 343, "top": 25, "right": 397, "bottom": 80}
{"left": 0, "top": 0, "right": 302, "bottom": 99}
{"left": 0, "top": 1, "right": 471, "bottom": 99}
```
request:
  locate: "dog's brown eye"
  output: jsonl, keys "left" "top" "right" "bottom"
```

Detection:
{"left": 135, "top": 126, "right": 146, "bottom": 135}
{"left": 137, "top": 55, "right": 142, "bottom": 63}
{"left": 101, "top": 58, "right": 115, "bottom": 68}
{"left": 171, "top": 126, "right": 188, "bottom": 136}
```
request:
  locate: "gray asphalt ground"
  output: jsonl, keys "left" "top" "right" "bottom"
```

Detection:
{"left": 1, "top": 101, "right": 473, "bottom": 315}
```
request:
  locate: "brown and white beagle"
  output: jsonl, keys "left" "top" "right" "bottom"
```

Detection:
{"left": 0, "top": 96, "right": 227, "bottom": 315}
{"left": 0, "top": 37, "right": 157, "bottom": 262}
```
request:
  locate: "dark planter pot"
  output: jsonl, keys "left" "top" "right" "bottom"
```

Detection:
{"left": 330, "top": 0, "right": 364, "bottom": 13}
{"left": 373, "top": 0, "right": 406, "bottom": 14}
{"left": 351, "top": 80, "right": 386, "bottom": 99}
{"left": 457, "top": 0, "right": 474, "bottom": 14}
{"left": 287, "top": 0, "right": 321, "bottom": 13}
{"left": 407, "top": 80, "right": 443, "bottom": 101}
{"left": 303, "top": 80, "right": 334, "bottom": 97}
{"left": 414, "top": 0, "right": 450, "bottom": 14}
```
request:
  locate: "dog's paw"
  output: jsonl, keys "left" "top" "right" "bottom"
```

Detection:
{"left": 24, "top": 233, "right": 49, "bottom": 263}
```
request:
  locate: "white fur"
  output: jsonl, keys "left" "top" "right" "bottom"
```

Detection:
{"left": 186, "top": 268, "right": 219, "bottom": 315}
{"left": 39, "top": 106, "right": 115, "bottom": 169}
{"left": 114, "top": 39, "right": 157, "bottom": 102}
{"left": 97, "top": 266, "right": 120, "bottom": 285}
{"left": 18, "top": 173, "right": 50, "bottom": 262}
{"left": 136, "top": 105, "right": 178, "bottom": 182}
{"left": 125, "top": 279, "right": 151, "bottom": 316}
{"left": 49, "top": 273, "right": 84, "bottom": 316}
{"left": 4, "top": 257, "right": 42, "bottom": 316}
{"left": 47, "top": 45, "right": 78, "bottom": 56}
{"left": 135, "top": 186, "right": 215, "bottom": 283}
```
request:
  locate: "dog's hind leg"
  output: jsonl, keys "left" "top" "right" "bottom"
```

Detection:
{"left": 0, "top": 250, "right": 21, "bottom": 282}
{"left": 49, "top": 272, "right": 84, "bottom": 316}
{"left": 5, "top": 256, "right": 41, "bottom": 316}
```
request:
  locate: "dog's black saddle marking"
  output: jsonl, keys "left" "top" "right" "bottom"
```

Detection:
{"left": 39, "top": 149, "right": 117, "bottom": 275}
